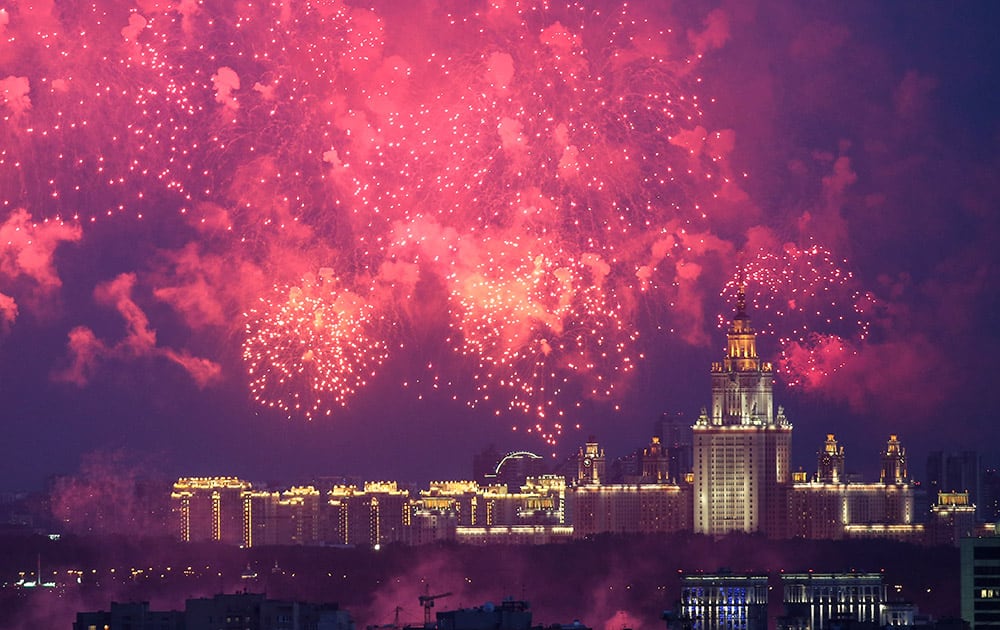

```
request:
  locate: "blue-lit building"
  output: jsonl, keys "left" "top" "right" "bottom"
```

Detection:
{"left": 679, "top": 573, "right": 769, "bottom": 630}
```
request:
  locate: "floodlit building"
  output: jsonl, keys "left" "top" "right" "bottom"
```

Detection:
{"left": 171, "top": 477, "right": 252, "bottom": 545}
{"left": 679, "top": 572, "right": 769, "bottom": 630}
{"left": 787, "top": 435, "right": 919, "bottom": 542}
{"left": 928, "top": 492, "right": 978, "bottom": 547}
{"left": 569, "top": 482, "right": 690, "bottom": 536}
{"left": 454, "top": 524, "right": 574, "bottom": 545}
{"left": 817, "top": 434, "right": 846, "bottom": 484}
{"left": 406, "top": 508, "right": 458, "bottom": 545}
{"left": 927, "top": 451, "right": 982, "bottom": 519}
{"left": 325, "top": 482, "right": 410, "bottom": 547}
{"left": 577, "top": 439, "right": 607, "bottom": 486}
{"left": 781, "top": 572, "right": 885, "bottom": 630}
{"left": 693, "top": 286, "right": 792, "bottom": 536}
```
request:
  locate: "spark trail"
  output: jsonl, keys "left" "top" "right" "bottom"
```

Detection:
{"left": 0, "top": 0, "right": 866, "bottom": 440}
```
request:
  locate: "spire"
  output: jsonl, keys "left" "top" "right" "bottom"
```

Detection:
{"left": 735, "top": 266, "right": 747, "bottom": 318}
{"left": 720, "top": 265, "right": 761, "bottom": 370}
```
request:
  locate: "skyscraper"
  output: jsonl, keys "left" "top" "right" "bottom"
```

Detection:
{"left": 657, "top": 412, "right": 694, "bottom": 481}
{"left": 693, "top": 285, "right": 792, "bottom": 536}
{"left": 927, "top": 450, "right": 982, "bottom": 519}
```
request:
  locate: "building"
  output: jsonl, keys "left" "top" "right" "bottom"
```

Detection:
{"left": 74, "top": 601, "right": 184, "bottom": 630}
{"left": 657, "top": 412, "right": 694, "bottom": 482}
{"left": 171, "top": 477, "right": 252, "bottom": 545}
{"left": 76, "top": 593, "right": 354, "bottom": 630}
{"left": 679, "top": 572, "right": 769, "bottom": 630}
{"left": 781, "top": 572, "right": 885, "bottom": 630}
{"left": 186, "top": 592, "right": 350, "bottom": 630}
{"left": 693, "top": 286, "right": 792, "bottom": 536}
{"left": 433, "top": 599, "right": 533, "bottom": 630}
{"left": 568, "top": 482, "right": 691, "bottom": 536}
{"left": 406, "top": 508, "right": 458, "bottom": 545}
{"left": 638, "top": 436, "right": 672, "bottom": 484}
{"left": 817, "top": 434, "right": 846, "bottom": 484}
{"left": 326, "top": 482, "right": 410, "bottom": 547}
{"left": 577, "top": 439, "right": 606, "bottom": 486}
{"left": 473, "top": 444, "right": 503, "bottom": 484}
{"left": 406, "top": 597, "right": 589, "bottom": 630}
{"left": 453, "top": 525, "right": 574, "bottom": 545}
{"left": 961, "top": 536, "right": 1000, "bottom": 630}
{"left": 787, "top": 435, "right": 919, "bottom": 542}
{"left": 982, "top": 465, "right": 1000, "bottom": 523}
{"left": 928, "top": 451, "right": 981, "bottom": 519}
{"left": 491, "top": 451, "right": 548, "bottom": 489}
{"left": 928, "top": 492, "right": 978, "bottom": 547}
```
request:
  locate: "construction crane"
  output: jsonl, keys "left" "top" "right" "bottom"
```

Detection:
{"left": 418, "top": 591, "right": 452, "bottom": 626}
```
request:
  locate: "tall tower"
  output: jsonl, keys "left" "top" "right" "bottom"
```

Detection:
{"left": 693, "top": 283, "right": 792, "bottom": 536}
{"left": 577, "top": 438, "right": 606, "bottom": 486}
{"left": 817, "top": 434, "right": 845, "bottom": 483}
{"left": 880, "top": 435, "right": 908, "bottom": 484}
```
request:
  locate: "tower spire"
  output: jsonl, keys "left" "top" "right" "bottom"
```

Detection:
{"left": 736, "top": 267, "right": 747, "bottom": 317}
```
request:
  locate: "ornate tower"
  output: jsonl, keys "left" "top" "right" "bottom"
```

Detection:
{"left": 709, "top": 285, "right": 774, "bottom": 426}
{"left": 577, "top": 438, "right": 606, "bottom": 486}
{"left": 880, "top": 435, "right": 908, "bottom": 484}
{"left": 694, "top": 283, "right": 792, "bottom": 536}
{"left": 641, "top": 436, "right": 671, "bottom": 483}
{"left": 817, "top": 434, "right": 846, "bottom": 483}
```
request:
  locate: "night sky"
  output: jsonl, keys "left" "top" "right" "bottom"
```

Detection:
{"left": 1, "top": 1, "right": 998, "bottom": 492}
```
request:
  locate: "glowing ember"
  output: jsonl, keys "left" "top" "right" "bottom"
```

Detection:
{"left": 721, "top": 243, "right": 872, "bottom": 388}
{"left": 0, "top": 0, "right": 867, "bottom": 441}
{"left": 243, "top": 271, "right": 388, "bottom": 420}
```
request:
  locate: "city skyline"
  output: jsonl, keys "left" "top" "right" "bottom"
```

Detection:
{"left": 1, "top": 2, "right": 998, "bottom": 492}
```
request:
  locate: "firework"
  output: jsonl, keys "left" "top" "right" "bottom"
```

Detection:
{"left": 243, "top": 271, "right": 388, "bottom": 420}
{"left": 2, "top": 0, "right": 822, "bottom": 441}
{"left": 722, "top": 243, "right": 872, "bottom": 388}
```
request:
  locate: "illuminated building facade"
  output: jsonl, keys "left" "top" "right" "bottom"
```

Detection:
{"left": 927, "top": 450, "right": 983, "bottom": 519}
{"left": 406, "top": 508, "right": 458, "bottom": 545}
{"left": 961, "top": 535, "right": 1000, "bottom": 630}
{"left": 639, "top": 436, "right": 672, "bottom": 483}
{"left": 569, "top": 483, "right": 690, "bottom": 536}
{"left": 326, "top": 482, "right": 410, "bottom": 547}
{"left": 171, "top": 477, "right": 252, "bottom": 545}
{"left": 577, "top": 439, "right": 606, "bottom": 486}
{"left": 928, "top": 491, "right": 978, "bottom": 547}
{"left": 781, "top": 572, "right": 885, "bottom": 630}
{"left": 787, "top": 435, "right": 918, "bottom": 541}
{"left": 454, "top": 525, "right": 574, "bottom": 545}
{"left": 419, "top": 478, "right": 564, "bottom": 525}
{"left": 411, "top": 477, "right": 569, "bottom": 544}
{"left": 880, "top": 435, "right": 908, "bottom": 484}
{"left": 680, "top": 573, "right": 769, "bottom": 630}
{"left": 694, "top": 287, "right": 792, "bottom": 536}
{"left": 818, "top": 434, "right": 845, "bottom": 484}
